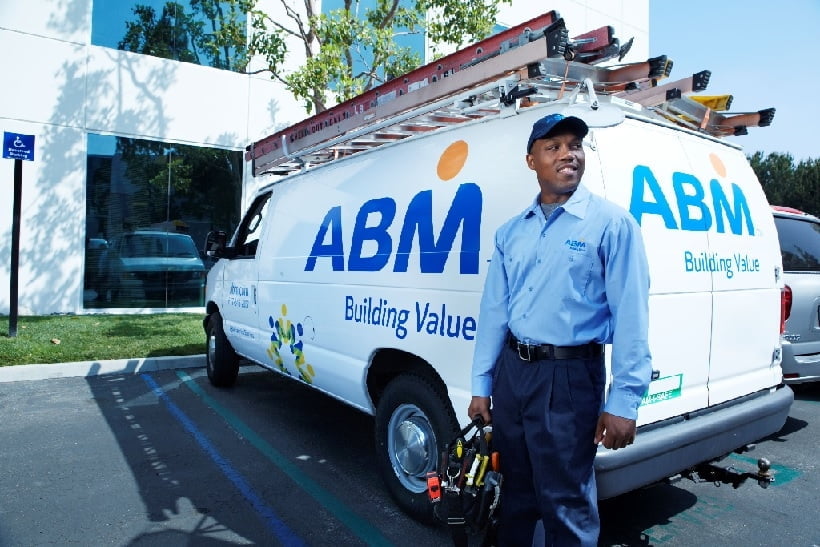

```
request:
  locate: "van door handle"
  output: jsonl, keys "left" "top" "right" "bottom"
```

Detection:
{"left": 253, "top": 285, "right": 257, "bottom": 305}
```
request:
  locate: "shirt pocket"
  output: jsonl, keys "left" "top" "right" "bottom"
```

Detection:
{"left": 557, "top": 242, "right": 598, "bottom": 298}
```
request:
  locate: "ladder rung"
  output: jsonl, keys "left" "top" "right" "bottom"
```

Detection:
{"left": 615, "top": 70, "right": 711, "bottom": 106}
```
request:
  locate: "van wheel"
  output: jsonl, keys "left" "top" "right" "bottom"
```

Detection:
{"left": 375, "top": 374, "right": 459, "bottom": 523}
{"left": 206, "top": 312, "right": 239, "bottom": 387}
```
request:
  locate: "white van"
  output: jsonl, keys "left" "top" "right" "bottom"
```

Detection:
{"left": 203, "top": 21, "right": 793, "bottom": 521}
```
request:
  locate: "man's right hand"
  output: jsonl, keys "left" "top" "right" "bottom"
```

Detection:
{"left": 468, "top": 396, "right": 492, "bottom": 424}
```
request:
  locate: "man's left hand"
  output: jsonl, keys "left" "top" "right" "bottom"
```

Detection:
{"left": 594, "top": 412, "right": 636, "bottom": 450}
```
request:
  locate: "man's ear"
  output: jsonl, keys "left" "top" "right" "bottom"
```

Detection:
{"left": 525, "top": 154, "right": 535, "bottom": 170}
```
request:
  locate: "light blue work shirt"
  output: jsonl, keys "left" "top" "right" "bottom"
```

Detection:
{"left": 471, "top": 184, "right": 652, "bottom": 420}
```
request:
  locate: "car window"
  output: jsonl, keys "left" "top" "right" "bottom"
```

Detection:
{"left": 774, "top": 216, "right": 820, "bottom": 272}
{"left": 121, "top": 234, "right": 157, "bottom": 258}
{"left": 120, "top": 234, "right": 198, "bottom": 258}
{"left": 165, "top": 235, "right": 198, "bottom": 258}
{"left": 232, "top": 192, "right": 271, "bottom": 258}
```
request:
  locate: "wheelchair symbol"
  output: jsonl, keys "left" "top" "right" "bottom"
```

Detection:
{"left": 13, "top": 136, "right": 25, "bottom": 147}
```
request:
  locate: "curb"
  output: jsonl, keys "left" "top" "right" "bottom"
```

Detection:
{"left": 0, "top": 354, "right": 206, "bottom": 383}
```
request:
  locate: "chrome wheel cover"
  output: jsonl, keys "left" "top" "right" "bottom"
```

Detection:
{"left": 387, "top": 403, "right": 437, "bottom": 493}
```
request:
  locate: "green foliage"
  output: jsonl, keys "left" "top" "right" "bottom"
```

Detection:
{"left": 0, "top": 314, "right": 203, "bottom": 366}
{"left": 240, "top": 0, "right": 512, "bottom": 113}
{"left": 418, "top": 0, "right": 506, "bottom": 51}
{"left": 749, "top": 152, "right": 820, "bottom": 217}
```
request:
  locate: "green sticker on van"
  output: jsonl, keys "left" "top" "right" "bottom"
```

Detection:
{"left": 642, "top": 374, "right": 682, "bottom": 405}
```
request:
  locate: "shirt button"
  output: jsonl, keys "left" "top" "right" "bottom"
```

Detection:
{"left": 528, "top": 287, "right": 533, "bottom": 292}
{"left": 537, "top": 259, "right": 542, "bottom": 264}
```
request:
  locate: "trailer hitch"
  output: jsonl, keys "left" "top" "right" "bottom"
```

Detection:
{"left": 680, "top": 456, "right": 774, "bottom": 490}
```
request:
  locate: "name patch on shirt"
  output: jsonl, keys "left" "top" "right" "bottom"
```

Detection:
{"left": 565, "top": 239, "right": 587, "bottom": 252}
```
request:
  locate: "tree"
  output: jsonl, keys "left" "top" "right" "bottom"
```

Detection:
{"left": 219, "top": 0, "right": 512, "bottom": 113}
{"left": 749, "top": 151, "right": 820, "bottom": 217}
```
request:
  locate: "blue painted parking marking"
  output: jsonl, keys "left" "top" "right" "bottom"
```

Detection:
{"left": 141, "top": 374, "right": 305, "bottom": 546}
{"left": 176, "top": 369, "right": 392, "bottom": 546}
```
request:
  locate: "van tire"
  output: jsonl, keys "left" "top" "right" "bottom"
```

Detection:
{"left": 206, "top": 312, "right": 239, "bottom": 387}
{"left": 375, "top": 374, "right": 459, "bottom": 523}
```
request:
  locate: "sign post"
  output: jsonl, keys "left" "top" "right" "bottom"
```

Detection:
{"left": 3, "top": 132, "right": 35, "bottom": 338}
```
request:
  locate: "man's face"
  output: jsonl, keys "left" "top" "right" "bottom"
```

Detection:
{"left": 526, "top": 132, "right": 585, "bottom": 202}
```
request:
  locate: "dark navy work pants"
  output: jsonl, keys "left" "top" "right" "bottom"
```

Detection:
{"left": 492, "top": 343, "right": 605, "bottom": 547}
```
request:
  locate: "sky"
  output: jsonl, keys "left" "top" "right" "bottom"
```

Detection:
{"left": 649, "top": 0, "right": 819, "bottom": 162}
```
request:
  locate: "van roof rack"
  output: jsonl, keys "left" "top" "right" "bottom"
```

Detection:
{"left": 248, "top": 10, "right": 775, "bottom": 177}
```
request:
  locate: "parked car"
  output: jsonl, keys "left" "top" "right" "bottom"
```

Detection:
{"left": 100, "top": 231, "right": 206, "bottom": 306}
{"left": 772, "top": 206, "right": 820, "bottom": 383}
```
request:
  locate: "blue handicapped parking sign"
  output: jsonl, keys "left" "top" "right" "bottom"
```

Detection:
{"left": 3, "top": 132, "right": 35, "bottom": 161}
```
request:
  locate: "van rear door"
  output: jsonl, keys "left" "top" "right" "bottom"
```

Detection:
{"left": 683, "top": 145, "right": 784, "bottom": 404}
{"left": 589, "top": 119, "right": 712, "bottom": 425}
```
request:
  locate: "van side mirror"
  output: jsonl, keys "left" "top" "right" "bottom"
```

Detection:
{"left": 204, "top": 230, "right": 228, "bottom": 258}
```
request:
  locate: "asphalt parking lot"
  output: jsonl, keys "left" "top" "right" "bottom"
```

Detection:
{"left": 0, "top": 366, "right": 818, "bottom": 546}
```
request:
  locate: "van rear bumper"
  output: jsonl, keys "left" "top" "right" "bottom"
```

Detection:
{"left": 594, "top": 385, "right": 794, "bottom": 499}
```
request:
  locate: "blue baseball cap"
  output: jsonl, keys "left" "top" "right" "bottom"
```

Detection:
{"left": 526, "top": 113, "right": 589, "bottom": 153}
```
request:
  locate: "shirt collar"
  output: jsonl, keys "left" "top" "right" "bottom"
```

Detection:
{"left": 523, "top": 183, "right": 592, "bottom": 220}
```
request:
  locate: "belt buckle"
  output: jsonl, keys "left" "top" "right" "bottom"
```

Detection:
{"left": 516, "top": 342, "right": 533, "bottom": 362}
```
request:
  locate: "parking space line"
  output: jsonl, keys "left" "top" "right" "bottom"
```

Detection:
{"left": 141, "top": 374, "right": 305, "bottom": 546}
{"left": 176, "top": 370, "right": 392, "bottom": 547}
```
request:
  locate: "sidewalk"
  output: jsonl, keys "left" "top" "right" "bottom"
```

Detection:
{"left": 0, "top": 354, "right": 205, "bottom": 383}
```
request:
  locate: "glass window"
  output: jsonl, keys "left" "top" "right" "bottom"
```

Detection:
{"left": 92, "top": 0, "right": 248, "bottom": 71}
{"left": 84, "top": 133, "right": 243, "bottom": 309}
{"left": 774, "top": 216, "right": 820, "bottom": 272}
{"left": 231, "top": 192, "right": 271, "bottom": 258}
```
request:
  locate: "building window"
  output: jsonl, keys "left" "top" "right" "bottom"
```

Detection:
{"left": 91, "top": 1, "right": 248, "bottom": 71}
{"left": 84, "top": 134, "right": 243, "bottom": 309}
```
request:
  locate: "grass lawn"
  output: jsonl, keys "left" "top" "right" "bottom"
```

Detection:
{"left": 0, "top": 314, "right": 204, "bottom": 367}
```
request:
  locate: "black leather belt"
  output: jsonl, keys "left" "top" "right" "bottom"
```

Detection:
{"left": 507, "top": 334, "right": 602, "bottom": 362}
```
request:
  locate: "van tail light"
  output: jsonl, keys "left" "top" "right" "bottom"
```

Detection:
{"left": 780, "top": 285, "right": 793, "bottom": 334}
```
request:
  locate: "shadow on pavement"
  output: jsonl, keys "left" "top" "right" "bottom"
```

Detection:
{"left": 85, "top": 364, "right": 271, "bottom": 544}
{"left": 598, "top": 483, "right": 697, "bottom": 546}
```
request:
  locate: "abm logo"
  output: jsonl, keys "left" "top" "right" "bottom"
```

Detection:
{"left": 305, "top": 182, "right": 482, "bottom": 274}
{"left": 565, "top": 239, "right": 586, "bottom": 252}
{"left": 629, "top": 164, "right": 755, "bottom": 236}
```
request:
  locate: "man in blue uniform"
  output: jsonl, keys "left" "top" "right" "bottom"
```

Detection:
{"left": 468, "top": 113, "right": 652, "bottom": 546}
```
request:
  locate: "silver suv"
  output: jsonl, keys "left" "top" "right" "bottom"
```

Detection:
{"left": 772, "top": 206, "right": 820, "bottom": 383}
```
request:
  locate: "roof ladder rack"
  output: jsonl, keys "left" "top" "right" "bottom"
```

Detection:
{"left": 247, "top": 9, "right": 776, "bottom": 177}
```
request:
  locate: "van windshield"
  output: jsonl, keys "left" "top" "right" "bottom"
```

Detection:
{"left": 774, "top": 216, "right": 820, "bottom": 272}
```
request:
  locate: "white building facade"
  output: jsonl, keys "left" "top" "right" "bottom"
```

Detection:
{"left": 0, "top": 0, "right": 647, "bottom": 316}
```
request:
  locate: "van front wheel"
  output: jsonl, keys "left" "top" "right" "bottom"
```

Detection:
{"left": 375, "top": 374, "right": 459, "bottom": 523}
{"left": 206, "top": 312, "right": 239, "bottom": 387}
